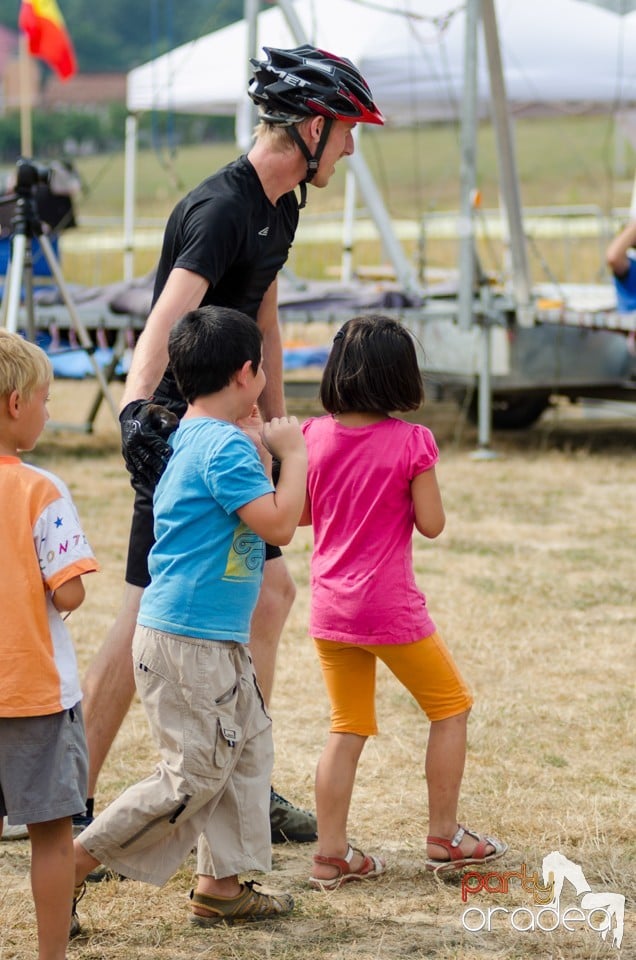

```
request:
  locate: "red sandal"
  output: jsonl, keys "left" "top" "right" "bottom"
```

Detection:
{"left": 310, "top": 843, "right": 386, "bottom": 891}
{"left": 425, "top": 824, "right": 507, "bottom": 876}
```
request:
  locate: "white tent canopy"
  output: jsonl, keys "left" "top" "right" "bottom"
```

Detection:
{"left": 126, "top": 0, "right": 636, "bottom": 124}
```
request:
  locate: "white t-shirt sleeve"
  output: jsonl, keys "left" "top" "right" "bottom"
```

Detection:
{"left": 34, "top": 492, "right": 96, "bottom": 590}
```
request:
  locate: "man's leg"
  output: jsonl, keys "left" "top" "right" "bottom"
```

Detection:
{"left": 248, "top": 555, "right": 317, "bottom": 843}
{"left": 248, "top": 555, "right": 294, "bottom": 706}
{"left": 78, "top": 583, "right": 143, "bottom": 820}
{"left": 80, "top": 472, "right": 156, "bottom": 822}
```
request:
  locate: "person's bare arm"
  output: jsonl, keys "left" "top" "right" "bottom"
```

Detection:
{"left": 121, "top": 268, "right": 208, "bottom": 408}
{"left": 606, "top": 222, "right": 636, "bottom": 278}
{"left": 238, "top": 417, "right": 307, "bottom": 545}
{"left": 256, "top": 278, "right": 286, "bottom": 421}
{"left": 298, "top": 492, "right": 312, "bottom": 526}
{"left": 411, "top": 467, "right": 446, "bottom": 539}
{"left": 52, "top": 575, "right": 85, "bottom": 613}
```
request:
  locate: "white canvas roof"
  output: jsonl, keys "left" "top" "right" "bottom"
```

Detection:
{"left": 126, "top": 0, "right": 636, "bottom": 123}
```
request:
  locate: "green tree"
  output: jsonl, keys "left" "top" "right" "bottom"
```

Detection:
{"left": 0, "top": 0, "right": 243, "bottom": 72}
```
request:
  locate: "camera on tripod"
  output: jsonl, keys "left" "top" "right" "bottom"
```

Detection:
{"left": 1, "top": 158, "right": 79, "bottom": 245}
{"left": 15, "top": 158, "right": 53, "bottom": 195}
{"left": 1, "top": 155, "right": 80, "bottom": 324}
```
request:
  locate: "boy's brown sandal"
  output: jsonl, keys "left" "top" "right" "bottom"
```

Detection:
{"left": 189, "top": 881, "right": 294, "bottom": 925}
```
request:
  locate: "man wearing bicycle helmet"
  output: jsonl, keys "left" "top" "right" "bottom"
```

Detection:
{"left": 74, "top": 45, "right": 383, "bottom": 927}
{"left": 248, "top": 44, "right": 383, "bottom": 204}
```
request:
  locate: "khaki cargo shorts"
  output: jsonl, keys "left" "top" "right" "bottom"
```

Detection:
{"left": 77, "top": 626, "right": 273, "bottom": 886}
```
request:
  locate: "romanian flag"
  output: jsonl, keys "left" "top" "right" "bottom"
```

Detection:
{"left": 19, "top": 0, "right": 77, "bottom": 81}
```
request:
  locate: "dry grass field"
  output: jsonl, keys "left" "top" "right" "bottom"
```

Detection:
{"left": 0, "top": 380, "right": 634, "bottom": 960}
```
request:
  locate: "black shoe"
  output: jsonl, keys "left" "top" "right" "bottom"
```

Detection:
{"left": 85, "top": 863, "right": 127, "bottom": 883}
{"left": 270, "top": 788, "right": 317, "bottom": 844}
{"left": 71, "top": 812, "right": 94, "bottom": 839}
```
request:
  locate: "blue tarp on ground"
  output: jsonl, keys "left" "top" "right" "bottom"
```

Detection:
{"left": 48, "top": 347, "right": 127, "bottom": 379}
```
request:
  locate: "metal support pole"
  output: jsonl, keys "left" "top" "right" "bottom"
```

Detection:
{"left": 481, "top": 0, "right": 533, "bottom": 324}
{"left": 469, "top": 321, "right": 499, "bottom": 461}
{"left": 458, "top": 0, "right": 480, "bottom": 330}
{"left": 237, "top": 0, "right": 260, "bottom": 150}
{"left": 274, "top": 0, "right": 423, "bottom": 299}
{"left": 470, "top": 290, "right": 501, "bottom": 461}
{"left": 274, "top": 0, "right": 306, "bottom": 43}
{"left": 477, "top": 321, "right": 493, "bottom": 450}
{"left": 347, "top": 150, "right": 422, "bottom": 297}
{"left": 341, "top": 131, "right": 358, "bottom": 284}
{"left": 123, "top": 112, "right": 138, "bottom": 282}
{"left": 341, "top": 170, "right": 356, "bottom": 282}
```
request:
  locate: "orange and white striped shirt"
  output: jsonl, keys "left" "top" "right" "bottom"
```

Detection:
{"left": 0, "top": 456, "right": 98, "bottom": 717}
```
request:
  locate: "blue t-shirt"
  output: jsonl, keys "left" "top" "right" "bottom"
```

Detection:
{"left": 613, "top": 256, "right": 636, "bottom": 312}
{"left": 138, "top": 418, "right": 274, "bottom": 642}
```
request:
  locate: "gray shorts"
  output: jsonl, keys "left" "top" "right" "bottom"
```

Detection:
{"left": 0, "top": 704, "right": 88, "bottom": 825}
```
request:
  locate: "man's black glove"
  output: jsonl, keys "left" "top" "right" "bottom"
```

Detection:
{"left": 119, "top": 399, "right": 179, "bottom": 488}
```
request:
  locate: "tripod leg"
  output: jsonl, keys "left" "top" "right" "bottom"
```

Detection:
{"left": 23, "top": 246, "right": 36, "bottom": 343}
{"left": 1, "top": 233, "right": 28, "bottom": 334}
{"left": 38, "top": 233, "right": 120, "bottom": 424}
{"left": 84, "top": 328, "right": 124, "bottom": 425}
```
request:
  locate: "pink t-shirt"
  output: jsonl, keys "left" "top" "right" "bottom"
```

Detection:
{"left": 302, "top": 415, "right": 439, "bottom": 645}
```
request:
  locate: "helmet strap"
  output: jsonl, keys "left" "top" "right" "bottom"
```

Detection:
{"left": 288, "top": 117, "right": 333, "bottom": 209}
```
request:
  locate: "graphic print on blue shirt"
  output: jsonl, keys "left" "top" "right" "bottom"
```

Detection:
{"left": 224, "top": 521, "right": 265, "bottom": 579}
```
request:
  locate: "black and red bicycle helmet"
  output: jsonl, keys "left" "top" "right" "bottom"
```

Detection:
{"left": 248, "top": 44, "right": 384, "bottom": 127}
{"left": 248, "top": 45, "right": 384, "bottom": 205}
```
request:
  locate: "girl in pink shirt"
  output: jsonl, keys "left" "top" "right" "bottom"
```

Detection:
{"left": 300, "top": 314, "right": 507, "bottom": 889}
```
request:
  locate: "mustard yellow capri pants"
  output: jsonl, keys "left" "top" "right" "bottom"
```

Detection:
{"left": 314, "top": 632, "right": 473, "bottom": 737}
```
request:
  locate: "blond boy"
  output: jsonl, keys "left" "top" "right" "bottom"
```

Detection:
{"left": 0, "top": 330, "right": 98, "bottom": 960}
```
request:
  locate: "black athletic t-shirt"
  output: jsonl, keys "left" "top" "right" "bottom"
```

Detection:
{"left": 152, "top": 154, "right": 299, "bottom": 406}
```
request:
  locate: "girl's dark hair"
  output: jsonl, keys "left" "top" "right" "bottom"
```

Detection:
{"left": 319, "top": 314, "right": 424, "bottom": 414}
{"left": 168, "top": 305, "right": 262, "bottom": 404}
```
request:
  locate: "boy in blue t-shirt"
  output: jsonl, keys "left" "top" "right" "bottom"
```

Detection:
{"left": 71, "top": 305, "right": 307, "bottom": 931}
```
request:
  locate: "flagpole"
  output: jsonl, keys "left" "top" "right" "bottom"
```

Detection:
{"left": 19, "top": 33, "right": 33, "bottom": 157}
